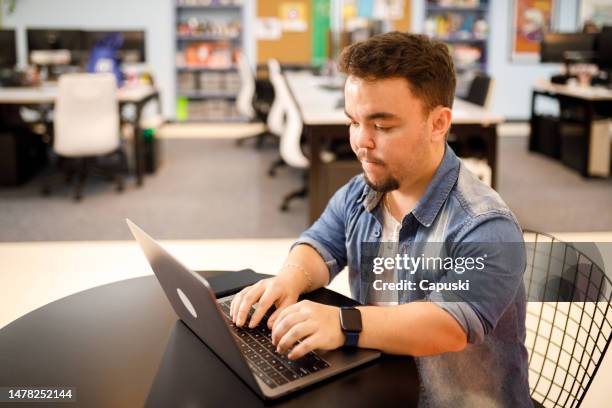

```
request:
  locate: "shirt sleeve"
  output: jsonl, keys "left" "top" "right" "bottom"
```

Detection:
{"left": 291, "top": 179, "right": 355, "bottom": 283}
{"left": 427, "top": 213, "right": 526, "bottom": 345}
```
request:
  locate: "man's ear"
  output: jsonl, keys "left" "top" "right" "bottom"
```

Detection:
{"left": 429, "top": 106, "right": 452, "bottom": 143}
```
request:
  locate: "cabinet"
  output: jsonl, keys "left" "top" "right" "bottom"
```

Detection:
{"left": 424, "top": 0, "right": 490, "bottom": 95}
{"left": 175, "top": 0, "right": 245, "bottom": 122}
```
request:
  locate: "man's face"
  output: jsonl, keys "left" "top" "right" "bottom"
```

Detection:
{"left": 344, "top": 75, "right": 438, "bottom": 193}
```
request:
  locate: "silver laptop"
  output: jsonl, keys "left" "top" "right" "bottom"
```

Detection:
{"left": 126, "top": 219, "right": 380, "bottom": 400}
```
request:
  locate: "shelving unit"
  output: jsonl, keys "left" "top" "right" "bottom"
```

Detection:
{"left": 174, "top": 0, "right": 245, "bottom": 122}
{"left": 424, "top": 0, "right": 490, "bottom": 96}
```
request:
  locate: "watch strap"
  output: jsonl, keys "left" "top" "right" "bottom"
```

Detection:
{"left": 344, "top": 331, "right": 359, "bottom": 347}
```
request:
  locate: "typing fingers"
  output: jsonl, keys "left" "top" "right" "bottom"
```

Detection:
{"left": 234, "top": 283, "right": 266, "bottom": 327}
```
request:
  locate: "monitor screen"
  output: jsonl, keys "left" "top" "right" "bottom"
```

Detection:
{"left": 0, "top": 29, "right": 16, "bottom": 68}
{"left": 540, "top": 32, "right": 597, "bottom": 63}
{"left": 596, "top": 26, "right": 612, "bottom": 69}
{"left": 83, "top": 30, "right": 146, "bottom": 63}
{"left": 27, "top": 29, "right": 83, "bottom": 64}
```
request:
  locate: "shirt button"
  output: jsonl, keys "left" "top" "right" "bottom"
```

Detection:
{"left": 374, "top": 229, "right": 381, "bottom": 237}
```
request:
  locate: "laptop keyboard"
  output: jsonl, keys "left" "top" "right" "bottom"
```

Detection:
{"left": 219, "top": 300, "right": 330, "bottom": 389}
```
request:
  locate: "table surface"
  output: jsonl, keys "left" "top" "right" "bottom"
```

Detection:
{"left": 0, "top": 272, "right": 420, "bottom": 408}
{"left": 0, "top": 83, "right": 157, "bottom": 104}
{"left": 534, "top": 79, "right": 612, "bottom": 101}
{"left": 284, "top": 71, "right": 504, "bottom": 126}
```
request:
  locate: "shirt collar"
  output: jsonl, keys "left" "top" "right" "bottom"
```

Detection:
{"left": 362, "top": 144, "right": 460, "bottom": 227}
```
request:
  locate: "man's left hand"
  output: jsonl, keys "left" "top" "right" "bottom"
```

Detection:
{"left": 271, "top": 300, "right": 345, "bottom": 360}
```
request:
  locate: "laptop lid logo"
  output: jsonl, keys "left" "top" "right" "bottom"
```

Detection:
{"left": 177, "top": 288, "right": 197, "bottom": 318}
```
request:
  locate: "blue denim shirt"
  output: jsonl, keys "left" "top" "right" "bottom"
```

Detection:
{"left": 294, "top": 145, "right": 531, "bottom": 407}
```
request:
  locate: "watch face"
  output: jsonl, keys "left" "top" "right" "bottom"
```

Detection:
{"left": 341, "top": 308, "right": 362, "bottom": 332}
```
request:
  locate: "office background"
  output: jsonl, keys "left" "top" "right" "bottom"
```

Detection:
{"left": 1, "top": 1, "right": 611, "bottom": 407}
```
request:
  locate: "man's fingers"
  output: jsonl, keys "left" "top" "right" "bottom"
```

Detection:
{"left": 235, "top": 284, "right": 265, "bottom": 327}
{"left": 271, "top": 311, "right": 307, "bottom": 345}
{"left": 276, "top": 321, "right": 315, "bottom": 354}
{"left": 248, "top": 289, "right": 277, "bottom": 328}
{"left": 287, "top": 336, "right": 316, "bottom": 360}
{"left": 271, "top": 301, "right": 302, "bottom": 332}
{"left": 230, "top": 287, "right": 248, "bottom": 321}
{"left": 267, "top": 298, "right": 296, "bottom": 328}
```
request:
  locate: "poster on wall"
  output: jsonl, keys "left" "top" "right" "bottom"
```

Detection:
{"left": 280, "top": 2, "right": 308, "bottom": 32}
{"left": 510, "top": 0, "right": 556, "bottom": 63}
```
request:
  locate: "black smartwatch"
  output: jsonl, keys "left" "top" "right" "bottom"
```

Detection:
{"left": 339, "top": 307, "right": 362, "bottom": 347}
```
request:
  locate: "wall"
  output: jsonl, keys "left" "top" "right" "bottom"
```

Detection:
{"left": 3, "top": 0, "right": 256, "bottom": 120}
{"left": 412, "top": 0, "right": 580, "bottom": 120}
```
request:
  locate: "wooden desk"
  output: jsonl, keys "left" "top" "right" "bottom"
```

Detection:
{"left": 530, "top": 80, "right": 612, "bottom": 177}
{"left": 0, "top": 84, "right": 161, "bottom": 186}
{"left": 284, "top": 71, "right": 504, "bottom": 223}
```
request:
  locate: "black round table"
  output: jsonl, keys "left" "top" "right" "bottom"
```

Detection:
{"left": 0, "top": 273, "right": 420, "bottom": 407}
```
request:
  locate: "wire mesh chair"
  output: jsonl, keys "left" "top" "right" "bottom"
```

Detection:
{"left": 523, "top": 231, "right": 612, "bottom": 407}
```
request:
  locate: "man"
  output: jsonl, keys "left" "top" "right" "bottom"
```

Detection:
{"left": 231, "top": 32, "right": 531, "bottom": 407}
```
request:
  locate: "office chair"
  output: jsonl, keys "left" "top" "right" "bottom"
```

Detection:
{"left": 235, "top": 54, "right": 273, "bottom": 149}
{"left": 42, "top": 73, "right": 127, "bottom": 201}
{"left": 274, "top": 72, "right": 335, "bottom": 211}
{"left": 523, "top": 230, "right": 612, "bottom": 408}
{"left": 465, "top": 73, "right": 494, "bottom": 109}
{"left": 267, "top": 59, "right": 288, "bottom": 177}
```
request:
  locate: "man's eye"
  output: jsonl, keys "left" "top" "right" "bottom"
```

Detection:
{"left": 374, "top": 124, "right": 390, "bottom": 131}
{"left": 348, "top": 121, "right": 359, "bottom": 128}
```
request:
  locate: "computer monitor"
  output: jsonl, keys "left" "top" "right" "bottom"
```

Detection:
{"left": 540, "top": 32, "right": 597, "bottom": 63}
{"left": 596, "top": 26, "right": 612, "bottom": 70}
{"left": 0, "top": 29, "right": 17, "bottom": 68}
{"left": 27, "top": 29, "right": 83, "bottom": 64}
{"left": 83, "top": 30, "right": 146, "bottom": 63}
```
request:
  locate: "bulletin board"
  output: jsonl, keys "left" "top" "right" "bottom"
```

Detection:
{"left": 256, "top": 0, "right": 312, "bottom": 64}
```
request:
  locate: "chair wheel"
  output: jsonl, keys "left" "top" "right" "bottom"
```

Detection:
{"left": 280, "top": 203, "right": 289, "bottom": 212}
{"left": 268, "top": 169, "right": 276, "bottom": 177}
{"left": 115, "top": 177, "right": 124, "bottom": 192}
{"left": 73, "top": 194, "right": 82, "bottom": 202}
{"left": 41, "top": 186, "right": 51, "bottom": 196}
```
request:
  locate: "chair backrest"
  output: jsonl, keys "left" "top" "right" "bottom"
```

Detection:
{"left": 523, "top": 230, "right": 612, "bottom": 408}
{"left": 266, "top": 59, "right": 285, "bottom": 135}
{"left": 465, "top": 73, "right": 494, "bottom": 109}
{"left": 276, "top": 73, "right": 308, "bottom": 169}
{"left": 53, "top": 73, "right": 120, "bottom": 157}
{"left": 236, "top": 53, "right": 256, "bottom": 119}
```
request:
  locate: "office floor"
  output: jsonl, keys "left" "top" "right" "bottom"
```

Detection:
{"left": 0, "top": 123, "right": 611, "bottom": 241}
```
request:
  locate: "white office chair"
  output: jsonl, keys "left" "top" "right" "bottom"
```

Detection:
{"left": 266, "top": 58, "right": 289, "bottom": 177}
{"left": 235, "top": 54, "right": 275, "bottom": 148}
{"left": 43, "top": 73, "right": 126, "bottom": 200}
{"left": 236, "top": 53, "right": 256, "bottom": 119}
{"left": 266, "top": 59, "right": 285, "bottom": 136}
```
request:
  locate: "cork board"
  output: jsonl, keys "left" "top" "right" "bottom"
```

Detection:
{"left": 256, "top": 0, "right": 312, "bottom": 64}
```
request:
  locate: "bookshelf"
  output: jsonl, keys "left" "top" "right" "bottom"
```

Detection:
{"left": 424, "top": 0, "right": 490, "bottom": 95}
{"left": 175, "top": 0, "right": 245, "bottom": 122}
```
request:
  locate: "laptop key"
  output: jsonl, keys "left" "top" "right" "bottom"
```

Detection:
{"left": 270, "top": 372, "right": 288, "bottom": 385}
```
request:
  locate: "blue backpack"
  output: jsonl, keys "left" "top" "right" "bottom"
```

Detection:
{"left": 86, "top": 32, "right": 124, "bottom": 86}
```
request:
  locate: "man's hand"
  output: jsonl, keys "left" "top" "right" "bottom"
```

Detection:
{"left": 271, "top": 300, "right": 345, "bottom": 360}
{"left": 230, "top": 275, "right": 302, "bottom": 329}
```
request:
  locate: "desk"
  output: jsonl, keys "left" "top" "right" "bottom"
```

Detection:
{"left": 0, "top": 84, "right": 161, "bottom": 186}
{"left": 530, "top": 80, "right": 612, "bottom": 177}
{"left": 0, "top": 271, "right": 419, "bottom": 407}
{"left": 284, "top": 71, "right": 503, "bottom": 223}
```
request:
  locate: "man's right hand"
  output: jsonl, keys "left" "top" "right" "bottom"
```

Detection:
{"left": 230, "top": 275, "right": 302, "bottom": 329}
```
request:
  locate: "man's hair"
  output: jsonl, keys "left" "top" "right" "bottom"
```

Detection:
{"left": 337, "top": 31, "right": 456, "bottom": 113}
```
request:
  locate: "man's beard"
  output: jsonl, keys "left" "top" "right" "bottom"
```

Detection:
{"left": 363, "top": 172, "right": 400, "bottom": 193}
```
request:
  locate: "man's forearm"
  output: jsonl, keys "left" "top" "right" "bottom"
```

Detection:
{"left": 356, "top": 302, "right": 468, "bottom": 356}
{"left": 279, "top": 244, "right": 330, "bottom": 293}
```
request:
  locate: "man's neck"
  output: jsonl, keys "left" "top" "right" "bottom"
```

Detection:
{"left": 385, "top": 147, "right": 445, "bottom": 222}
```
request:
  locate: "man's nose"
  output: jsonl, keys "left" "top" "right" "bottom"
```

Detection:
{"left": 353, "top": 126, "right": 375, "bottom": 150}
